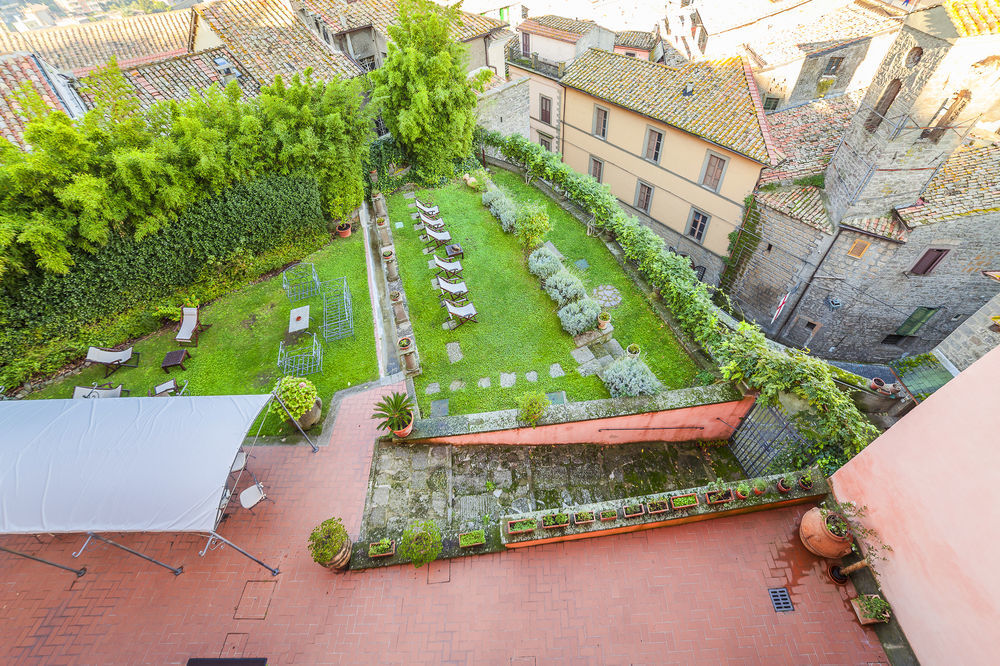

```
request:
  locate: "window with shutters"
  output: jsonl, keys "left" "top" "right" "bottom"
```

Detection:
{"left": 593, "top": 105, "right": 609, "bottom": 139}
{"left": 847, "top": 239, "right": 870, "bottom": 258}
{"left": 521, "top": 31, "right": 530, "bottom": 54}
{"left": 687, "top": 208, "right": 710, "bottom": 242}
{"left": 643, "top": 128, "right": 663, "bottom": 162}
{"left": 699, "top": 153, "right": 727, "bottom": 191}
{"left": 539, "top": 95, "right": 552, "bottom": 124}
{"left": 589, "top": 157, "right": 603, "bottom": 183}
{"left": 538, "top": 133, "right": 552, "bottom": 151}
{"left": 865, "top": 79, "right": 901, "bottom": 132}
{"left": 635, "top": 181, "right": 653, "bottom": 213}
{"left": 895, "top": 307, "right": 938, "bottom": 336}
{"left": 921, "top": 90, "right": 970, "bottom": 143}
{"left": 910, "top": 248, "right": 949, "bottom": 275}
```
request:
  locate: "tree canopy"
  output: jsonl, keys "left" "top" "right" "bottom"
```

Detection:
{"left": 370, "top": 0, "right": 480, "bottom": 182}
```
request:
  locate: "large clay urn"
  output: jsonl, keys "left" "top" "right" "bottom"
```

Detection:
{"left": 297, "top": 397, "right": 323, "bottom": 430}
{"left": 322, "top": 537, "right": 352, "bottom": 571}
{"left": 799, "top": 506, "right": 852, "bottom": 559}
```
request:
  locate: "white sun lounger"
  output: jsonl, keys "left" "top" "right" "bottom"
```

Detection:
{"left": 437, "top": 276, "right": 468, "bottom": 303}
{"left": 419, "top": 211, "right": 445, "bottom": 229}
{"left": 415, "top": 198, "right": 439, "bottom": 216}
{"left": 424, "top": 227, "right": 451, "bottom": 249}
{"left": 73, "top": 383, "right": 128, "bottom": 399}
{"left": 85, "top": 346, "right": 140, "bottom": 377}
{"left": 444, "top": 300, "right": 478, "bottom": 327}
{"left": 433, "top": 255, "right": 462, "bottom": 278}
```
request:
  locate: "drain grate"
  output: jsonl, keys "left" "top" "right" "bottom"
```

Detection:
{"left": 768, "top": 587, "right": 794, "bottom": 612}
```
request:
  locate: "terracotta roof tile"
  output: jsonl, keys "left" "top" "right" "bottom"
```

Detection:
{"left": 841, "top": 214, "right": 909, "bottom": 242}
{"left": 0, "top": 53, "right": 71, "bottom": 147}
{"left": 561, "top": 49, "right": 773, "bottom": 164}
{"left": 945, "top": 0, "right": 1000, "bottom": 36}
{"left": 526, "top": 15, "right": 597, "bottom": 35}
{"left": 196, "top": 0, "right": 362, "bottom": 83}
{"left": 756, "top": 185, "right": 833, "bottom": 233}
{"left": 895, "top": 143, "right": 1000, "bottom": 226}
{"left": 614, "top": 30, "right": 657, "bottom": 51}
{"left": 0, "top": 10, "right": 193, "bottom": 75}
{"left": 299, "top": 0, "right": 506, "bottom": 43}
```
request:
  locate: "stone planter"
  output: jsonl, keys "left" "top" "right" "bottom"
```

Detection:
{"left": 851, "top": 596, "right": 890, "bottom": 625}
{"left": 297, "top": 398, "right": 323, "bottom": 430}
{"left": 376, "top": 219, "right": 391, "bottom": 247}
{"left": 321, "top": 538, "right": 352, "bottom": 571}
{"left": 373, "top": 192, "right": 388, "bottom": 218}
{"left": 799, "top": 506, "right": 853, "bottom": 559}
{"left": 390, "top": 292, "right": 407, "bottom": 324}
{"left": 401, "top": 350, "right": 418, "bottom": 373}
{"left": 383, "top": 251, "right": 399, "bottom": 281}
{"left": 626, "top": 344, "right": 640, "bottom": 358}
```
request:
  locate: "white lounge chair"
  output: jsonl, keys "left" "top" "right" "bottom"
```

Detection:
{"left": 424, "top": 227, "right": 451, "bottom": 249}
{"left": 73, "top": 383, "right": 128, "bottom": 399}
{"left": 433, "top": 255, "right": 462, "bottom": 278}
{"left": 437, "top": 276, "right": 468, "bottom": 304}
{"left": 415, "top": 198, "right": 439, "bottom": 217}
{"left": 444, "top": 300, "right": 478, "bottom": 328}
{"left": 85, "top": 346, "right": 140, "bottom": 377}
{"left": 176, "top": 306, "right": 211, "bottom": 346}
{"left": 419, "top": 211, "right": 445, "bottom": 229}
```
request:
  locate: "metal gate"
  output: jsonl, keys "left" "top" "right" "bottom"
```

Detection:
{"left": 729, "top": 403, "right": 807, "bottom": 476}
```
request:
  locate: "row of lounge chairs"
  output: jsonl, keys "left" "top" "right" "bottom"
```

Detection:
{"left": 419, "top": 198, "right": 478, "bottom": 328}
{"left": 73, "top": 378, "right": 188, "bottom": 399}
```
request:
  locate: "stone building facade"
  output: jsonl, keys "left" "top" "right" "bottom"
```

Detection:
{"left": 476, "top": 76, "right": 530, "bottom": 140}
{"left": 933, "top": 290, "right": 1000, "bottom": 373}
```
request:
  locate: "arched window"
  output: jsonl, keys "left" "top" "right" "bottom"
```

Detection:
{"left": 921, "top": 90, "right": 971, "bottom": 143}
{"left": 864, "top": 79, "right": 902, "bottom": 133}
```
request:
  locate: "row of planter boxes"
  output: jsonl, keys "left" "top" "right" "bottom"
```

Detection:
{"left": 501, "top": 470, "right": 827, "bottom": 547}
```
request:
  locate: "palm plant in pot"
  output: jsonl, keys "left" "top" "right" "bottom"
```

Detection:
{"left": 372, "top": 391, "right": 415, "bottom": 437}
{"left": 308, "top": 517, "right": 351, "bottom": 571}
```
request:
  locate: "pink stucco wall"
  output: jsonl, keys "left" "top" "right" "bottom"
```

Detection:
{"left": 830, "top": 345, "right": 1000, "bottom": 665}
{"left": 415, "top": 396, "right": 755, "bottom": 445}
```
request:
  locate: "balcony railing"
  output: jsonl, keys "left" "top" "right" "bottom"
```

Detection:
{"left": 506, "top": 45, "right": 565, "bottom": 79}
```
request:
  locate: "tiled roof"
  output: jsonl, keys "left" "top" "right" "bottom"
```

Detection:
{"left": 660, "top": 40, "right": 688, "bottom": 67}
{"left": 895, "top": 144, "right": 1000, "bottom": 226}
{"left": 89, "top": 47, "right": 260, "bottom": 110}
{"left": 945, "top": 0, "right": 1000, "bottom": 36}
{"left": 0, "top": 10, "right": 193, "bottom": 75}
{"left": 299, "top": 0, "right": 506, "bottom": 43}
{"left": 615, "top": 30, "right": 657, "bottom": 51}
{"left": 841, "top": 215, "right": 909, "bottom": 242}
{"left": 694, "top": 0, "right": 811, "bottom": 34}
{"left": 196, "top": 0, "right": 362, "bottom": 83}
{"left": 519, "top": 15, "right": 596, "bottom": 43}
{"left": 760, "top": 92, "right": 862, "bottom": 184}
{"left": 0, "top": 53, "right": 70, "bottom": 148}
{"left": 743, "top": 1, "right": 904, "bottom": 68}
{"left": 561, "top": 49, "right": 773, "bottom": 164}
{"left": 756, "top": 185, "right": 833, "bottom": 233}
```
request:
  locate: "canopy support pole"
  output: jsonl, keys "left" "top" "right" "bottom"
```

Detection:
{"left": 273, "top": 394, "right": 319, "bottom": 453}
{"left": 0, "top": 545, "right": 86, "bottom": 577}
{"left": 87, "top": 533, "right": 183, "bottom": 576}
{"left": 202, "top": 532, "right": 280, "bottom": 576}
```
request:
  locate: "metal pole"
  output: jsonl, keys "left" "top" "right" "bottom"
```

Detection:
{"left": 87, "top": 533, "right": 183, "bottom": 576}
{"left": 0, "top": 545, "right": 86, "bottom": 577}
{"left": 596, "top": 426, "right": 704, "bottom": 432}
{"left": 207, "top": 532, "right": 280, "bottom": 576}
{"left": 273, "top": 394, "right": 319, "bottom": 452}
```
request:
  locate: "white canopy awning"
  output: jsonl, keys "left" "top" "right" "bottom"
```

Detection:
{"left": 0, "top": 395, "right": 271, "bottom": 535}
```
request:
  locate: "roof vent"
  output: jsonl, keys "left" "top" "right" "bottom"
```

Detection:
{"left": 682, "top": 82, "right": 694, "bottom": 96}
{"left": 213, "top": 56, "right": 241, "bottom": 85}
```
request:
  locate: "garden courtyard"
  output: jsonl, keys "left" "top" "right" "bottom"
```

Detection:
{"left": 27, "top": 237, "right": 378, "bottom": 435}
{"left": 388, "top": 168, "right": 705, "bottom": 417}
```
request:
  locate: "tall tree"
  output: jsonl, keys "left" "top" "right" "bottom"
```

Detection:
{"left": 370, "top": 0, "right": 479, "bottom": 181}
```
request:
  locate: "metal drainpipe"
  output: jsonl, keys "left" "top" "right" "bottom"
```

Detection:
{"left": 776, "top": 226, "right": 842, "bottom": 342}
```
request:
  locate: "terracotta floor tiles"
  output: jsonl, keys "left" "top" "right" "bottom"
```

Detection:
{"left": 0, "top": 382, "right": 888, "bottom": 665}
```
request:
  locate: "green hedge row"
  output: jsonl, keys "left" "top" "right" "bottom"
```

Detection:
{"left": 480, "top": 130, "right": 879, "bottom": 472}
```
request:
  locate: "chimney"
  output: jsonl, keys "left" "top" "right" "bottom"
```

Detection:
{"left": 682, "top": 82, "right": 694, "bottom": 96}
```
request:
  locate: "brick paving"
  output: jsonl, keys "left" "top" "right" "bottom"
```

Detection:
{"left": 0, "top": 383, "right": 887, "bottom": 664}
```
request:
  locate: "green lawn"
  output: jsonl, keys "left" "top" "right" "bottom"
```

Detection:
{"left": 389, "top": 169, "right": 698, "bottom": 417}
{"left": 30, "top": 236, "right": 378, "bottom": 435}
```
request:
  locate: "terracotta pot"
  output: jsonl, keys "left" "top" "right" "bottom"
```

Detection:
{"left": 542, "top": 516, "right": 569, "bottom": 529}
{"left": 599, "top": 511, "right": 618, "bottom": 522}
{"left": 753, "top": 487, "right": 765, "bottom": 496}
{"left": 799, "top": 506, "right": 853, "bottom": 559}
{"left": 735, "top": 489, "right": 749, "bottom": 500}
{"left": 507, "top": 519, "right": 536, "bottom": 535}
{"left": 799, "top": 477, "right": 815, "bottom": 492}
{"left": 384, "top": 255, "right": 399, "bottom": 281}
{"left": 670, "top": 493, "right": 699, "bottom": 510}
{"left": 369, "top": 540, "right": 395, "bottom": 558}
{"left": 573, "top": 513, "right": 595, "bottom": 526}
{"left": 337, "top": 224, "right": 352, "bottom": 238}
{"left": 369, "top": 169, "right": 378, "bottom": 184}
{"left": 597, "top": 319, "right": 608, "bottom": 330}
{"left": 622, "top": 505, "right": 645, "bottom": 518}
{"left": 392, "top": 300, "right": 407, "bottom": 324}
{"left": 321, "top": 537, "right": 352, "bottom": 571}
{"left": 850, "top": 597, "right": 890, "bottom": 625}
{"left": 391, "top": 415, "right": 413, "bottom": 438}
{"left": 777, "top": 478, "right": 793, "bottom": 493}
{"left": 297, "top": 398, "right": 323, "bottom": 430}
{"left": 402, "top": 350, "right": 418, "bottom": 373}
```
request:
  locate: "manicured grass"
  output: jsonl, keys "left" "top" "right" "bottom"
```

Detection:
{"left": 29, "top": 237, "right": 378, "bottom": 435}
{"left": 388, "top": 171, "right": 698, "bottom": 417}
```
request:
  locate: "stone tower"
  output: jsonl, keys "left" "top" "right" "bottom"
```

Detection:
{"left": 825, "top": 2, "right": 1000, "bottom": 223}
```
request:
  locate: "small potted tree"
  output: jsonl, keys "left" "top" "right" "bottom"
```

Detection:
{"left": 597, "top": 311, "right": 610, "bottom": 330}
{"left": 372, "top": 391, "right": 415, "bottom": 438}
{"left": 823, "top": 501, "right": 893, "bottom": 585}
{"left": 270, "top": 376, "right": 322, "bottom": 429}
{"left": 851, "top": 594, "right": 891, "bottom": 625}
{"left": 798, "top": 471, "right": 815, "bottom": 491}
{"left": 308, "top": 517, "right": 351, "bottom": 571}
{"left": 734, "top": 481, "right": 751, "bottom": 501}
{"left": 336, "top": 220, "right": 352, "bottom": 238}
{"left": 399, "top": 520, "right": 443, "bottom": 568}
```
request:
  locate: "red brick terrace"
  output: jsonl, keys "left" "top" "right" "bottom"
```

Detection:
{"left": 0, "top": 383, "right": 888, "bottom": 664}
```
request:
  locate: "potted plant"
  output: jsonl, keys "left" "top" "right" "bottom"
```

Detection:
{"left": 308, "top": 517, "right": 351, "bottom": 571}
{"left": 459, "top": 529, "right": 486, "bottom": 548}
{"left": 398, "top": 520, "right": 442, "bottom": 568}
{"left": 799, "top": 471, "right": 815, "bottom": 491}
{"left": 269, "top": 376, "right": 321, "bottom": 429}
{"left": 706, "top": 488, "right": 734, "bottom": 505}
{"left": 752, "top": 478, "right": 767, "bottom": 496}
{"left": 375, "top": 216, "right": 390, "bottom": 246}
{"left": 646, "top": 498, "right": 670, "bottom": 514}
{"left": 398, "top": 337, "right": 418, "bottom": 373}
{"left": 599, "top": 509, "right": 618, "bottom": 522}
{"left": 336, "top": 221, "right": 352, "bottom": 238}
{"left": 799, "top": 504, "right": 853, "bottom": 559}
{"left": 622, "top": 503, "right": 644, "bottom": 518}
{"left": 776, "top": 475, "right": 794, "bottom": 493}
{"left": 821, "top": 501, "right": 893, "bottom": 585}
{"left": 372, "top": 391, "right": 414, "bottom": 438}
{"left": 382, "top": 249, "right": 398, "bottom": 281}
{"left": 368, "top": 538, "right": 395, "bottom": 558}
{"left": 389, "top": 290, "right": 407, "bottom": 324}
{"left": 670, "top": 493, "right": 698, "bottom": 510}
{"left": 574, "top": 510, "right": 595, "bottom": 525}
{"left": 597, "top": 311, "right": 610, "bottom": 330}
{"left": 542, "top": 512, "right": 570, "bottom": 529}
{"left": 735, "top": 482, "right": 751, "bottom": 500}
{"left": 507, "top": 517, "right": 537, "bottom": 534}
{"left": 626, "top": 343, "right": 640, "bottom": 358}
{"left": 851, "top": 594, "right": 891, "bottom": 625}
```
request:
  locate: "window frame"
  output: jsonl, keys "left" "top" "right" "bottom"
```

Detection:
{"left": 539, "top": 94, "right": 552, "bottom": 125}
{"left": 686, "top": 207, "right": 711, "bottom": 243}
{"left": 521, "top": 31, "right": 530, "bottom": 55}
{"left": 823, "top": 56, "right": 844, "bottom": 76}
{"left": 642, "top": 126, "right": 664, "bottom": 163}
{"left": 634, "top": 180, "right": 654, "bottom": 214}
{"left": 538, "top": 132, "right": 552, "bottom": 151}
{"left": 763, "top": 96, "right": 779, "bottom": 111}
{"left": 895, "top": 307, "right": 939, "bottom": 336}
{"left": 589, "top": 156, "right": 604, "bottom": 183}
{"left": 910, "top": 248, "right": 949, "bottom": 275}
{"left": 698, "top": 151, "right": 728, "bottom": 192}
{"left": 592, "top": 104, "right": 609, "bottom": 139}
{"left": 847, "top": 239, "right": 870, "bottom": 259}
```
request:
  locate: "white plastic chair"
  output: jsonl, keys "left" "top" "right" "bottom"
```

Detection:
{"left": 239, "top": 471, "right": 272, "bottom": 512}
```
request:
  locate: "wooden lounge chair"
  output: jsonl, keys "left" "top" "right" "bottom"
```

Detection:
{"left": 433, "top": 255, "right": 463, "bottom": 279}
{"left": 176, "top": 307, "right": 211, "bottom": 346}
{"left": 86, "top": 346, "right": 140, "bottom": 378}
{"left": 424, "top": 227, "right": 451, "bottom": 249}
{"left": 415, "top": 198, "right": 439, "bottom": 217}
{"left": 148, "top": 378, "right": 189, "bottom": 397}
{"left": 419, "top": 211, "right": 445, "bottom": 229}
{"left": 437, "top": 276, "right": 468, "bottom": 304}
{"left": 73, "top": 383, "right": 129, "bottom": 399}
{"left": 444, "top": 300, "right": 478, "bottom": 328}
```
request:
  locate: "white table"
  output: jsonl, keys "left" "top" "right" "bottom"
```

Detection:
{"left": 288, "top": 305, "right": 310, "bottom": 333}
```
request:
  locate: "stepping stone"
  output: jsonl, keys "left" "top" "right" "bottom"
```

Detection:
{"left": 500, "top": 372, "right": 516, "bottom": 388}
{"left": 542, "top": 241, "right": 564, "bottom": 260}
{"left": 592, "top": 284, "right": 622, "bottom": 308}
{"left": 425, "top": 382, "right": 441, "bottom": 395}
{"left": 423, "top": 247, "right": 434, "bottom": 255}
{"left": 606, "top": 339, "right": 625, "bottom": 359}
{"left": 406, "top": 202, "right": 416, "bottom": 208}
{"left": 596, "top": 355, "right": 614, "bottom": 371}
{"left": 546, "top": 390, "right": 567, "bottom": 405}
{"left": 446, "top": 342, "right": 463, "bottom": 363}
{"left": 549, "top": 363, "right": 565, "bottom": 378}
{"left": 525, "top": 371, "right": 538, "bottom": 382}
{"left": 428, "top": 259, "right": 437, "bottom": 269}
{"left": 430, "top": 399, "right": 449, "bottom": 417}
{"left": 574, "top": 258, "right": 589, "bottom": 270}
{"left": 414, "top": 223, "right": 424, "bottom": 231}
{"left": 577, "top": 359, "right": 601, "bottom": 376}
{"left": 449, "top": 380, "right": 465, "bottom": 391}
{"left": 571, "top": 346, "right": 595, "bottom": 364}
{"left": 442, "top": 321, "right": 456, "bottom": 330}
{"left": 477, "top": 377, "right": 491, "bottom": 388}
{"left": 395, "top": 221, "right": 404, "bottom": 229}
{"left": 411, "top": 212, "right": 419, "bottom": 220}
{"left": 419, "top": 235, "right": 428, "bottom": 241}
{"left": 403, "top": 192, "right": 416, "bottom": 199}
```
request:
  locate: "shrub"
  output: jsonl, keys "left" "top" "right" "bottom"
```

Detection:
{"left": 515, "top": 202, "right": 551, "bottom": 249}
{"left": 398, "top": 520, "right": 443, "bottom": 568}
{"left": 602, "top": 356, "right": 663, "bottom": 398}
{"left": 518, "top": 391, "right": 550, "bottom": 427}
{"left": 557, "top": 297, "right": 601, "bottom": 336}
{"left": 481, "top": 187, "right": 501, "bottom": 208}
{"left": 467, "top": 167, "right": 490, "bottom": 192}
{"left": 484, "top": 187, "right": 517, "bottom": 232}
{"left": 544, "top": 269, "right": 586, "bottom": 306}
{"left": 269, "top": 377, "right": 319, "bottom": 421}
{"left": 307, "top": 517, "right": 349, "bottom": 565}
{"left": 527, "top": 247, "right": 562, "bottom": 279}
